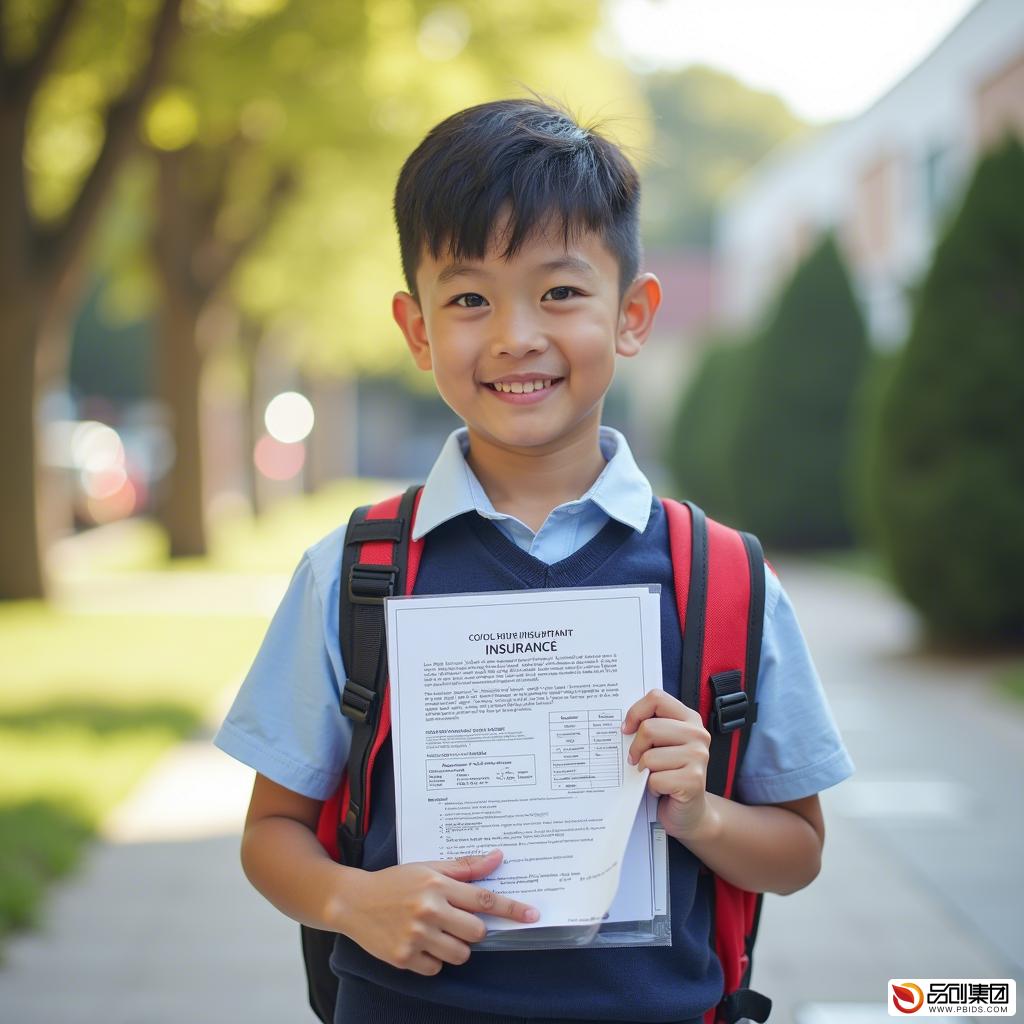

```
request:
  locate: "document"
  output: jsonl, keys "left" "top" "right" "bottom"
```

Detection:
{"left": 385, "top": 585, "right": 664, "bottom": 931}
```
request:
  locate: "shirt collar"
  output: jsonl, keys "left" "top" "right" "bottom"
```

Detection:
{"left": 411, "top": 425, "right": 653, "bottom": 541}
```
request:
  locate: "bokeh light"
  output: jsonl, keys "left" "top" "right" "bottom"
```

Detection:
{"left": 81, "top": 464, "right": 127, "bottom": 500}
{"left": 71, "top": 421, "right": 124, "bottom": 473}
{"left": 254, "top": 433, "right": 306, "bottom": 481}
{"left": 264, "top": 391, "right": 315, "bottom": 443}
{"left": 86, "top": 479, "right": 138, "bottom": 524}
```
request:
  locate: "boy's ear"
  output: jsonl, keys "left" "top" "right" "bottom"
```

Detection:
{"left": 393, "top": 291, "right": 432, "bottom": 371}
{"left": 615, "top": 273, "right": 662, "bottom": 358}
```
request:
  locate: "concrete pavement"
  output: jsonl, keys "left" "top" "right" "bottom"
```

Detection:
{"left": 0, "top": 560, "right": 1020, "bottom": 1023}
{"left": 752, "top": 561, "right": 1022, "bottom": 1023}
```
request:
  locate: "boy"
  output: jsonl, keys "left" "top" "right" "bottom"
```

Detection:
{"left": 214, "top": 97, "right": 855, "bottom": 1024}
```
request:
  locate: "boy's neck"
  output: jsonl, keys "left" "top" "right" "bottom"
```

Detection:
{"left": 464, "top": 423, "right": 607, "bottom": 535}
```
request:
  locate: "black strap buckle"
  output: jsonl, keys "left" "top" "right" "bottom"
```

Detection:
{"left": 341, "top": 679, "right": 376, "bottom": 723}
{"left": 718, "top": 987, "right": 772, "bottom": 1023}
{"left": 348, "top": 563, "right": 399, "bottom": 605}
{"left": 713, "top": 690, "right": 750, "bottom": 734}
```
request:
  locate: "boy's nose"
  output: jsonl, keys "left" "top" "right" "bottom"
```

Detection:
{"left": 489, "top": 313, "right": 549, "bottom": 358}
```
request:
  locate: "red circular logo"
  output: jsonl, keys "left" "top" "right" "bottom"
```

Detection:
{"left": 892, "top": 982, "right": 925, "bottom": 1014}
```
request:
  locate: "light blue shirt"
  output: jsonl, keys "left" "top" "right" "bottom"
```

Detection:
{"left": 214, "top": 426, "right": 855, "bottom": 805}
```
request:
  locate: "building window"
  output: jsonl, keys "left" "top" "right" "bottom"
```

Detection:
{"left": 975, "top": 49, "right": 1024, "bottom": 152}
{"left": 854, "top": 153, "right": 897, "bottom": 268}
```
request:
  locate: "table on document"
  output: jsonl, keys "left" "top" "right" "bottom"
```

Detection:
{"left": 549, "top": 709, "right": 624, "bottom": 791}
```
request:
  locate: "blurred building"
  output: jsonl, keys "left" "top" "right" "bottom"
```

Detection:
{"left": 714, "top": 0, "right": 1024, "bottom": 346}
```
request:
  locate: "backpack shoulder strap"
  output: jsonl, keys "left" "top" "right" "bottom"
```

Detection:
{"left": 661, "top": 497, "right": 771, "bottom": 1024}
{"left": 702, "top": 511, "right": 765, "bottom": 799}
{"left": 305, "top": 485, "right": 423, "bottom": 1024}
{"left": 313, "top": 484, "right": 424, "bottom": 862}
{"left": 661, "top": 497, "right": 764, "bottom": 795}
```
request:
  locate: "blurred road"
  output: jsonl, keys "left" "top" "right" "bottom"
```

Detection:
{"left": 0, "top": 561, "right": 1020, "bottom": 1023}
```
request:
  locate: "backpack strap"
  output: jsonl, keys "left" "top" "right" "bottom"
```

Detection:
{"left": 663, "top": 499, "right": 763, "bottom": 791}
{"left": 703, "top": 516, "right": 764, "bottom": 799}
{"left": 301, "top": 481, "right": 421, "bottom": 1024}
{"left": 304, "top": 486, "right": 424, "bottom": 1024}
{"left": 661, "top": 498, "right": 771, "bottom": 1024}
{"left": 313, "top": 484, "right": 424, "bottom": 862}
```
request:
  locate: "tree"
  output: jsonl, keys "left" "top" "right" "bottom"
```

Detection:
{"left": 639, "top": 65, "right": 807, "bottom": 249}
{"left": 866, "top": 135, "right": 1024, "bottom": 645}
{"left": 663, "top": 335, "right": 751, "bottom": 524}
{"left": 729, "top": 233, "right": 870, "bottom": 549}
{"left": 134, "top": 0, "right": 647, "bottom": 555}
{"left": 0, "top": 0, "right": 182, "bottom": 598}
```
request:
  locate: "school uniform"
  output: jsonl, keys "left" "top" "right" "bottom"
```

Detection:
{"left": 215, "top": 426, "right": 855, "bottom": 1023}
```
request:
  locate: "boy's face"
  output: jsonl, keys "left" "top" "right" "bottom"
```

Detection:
{"left": 393, "top": 211, "right": 661, "bottom": 457}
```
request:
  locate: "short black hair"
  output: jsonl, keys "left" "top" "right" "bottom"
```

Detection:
{"left": 394, "top": 96, "right": 642, "bottom": 304}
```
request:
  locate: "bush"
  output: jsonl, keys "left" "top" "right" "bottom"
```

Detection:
{"left": 662, "top": 336, "right": 751, "bottom": 524}
{"left": 848, "top": 347, "right": 901, "bottom": 547}
{"left": 729, "top": 233, "right": 870, "bottom": 548}
{"left": 866, "top": 135, "right": 1024, "bottom": 645}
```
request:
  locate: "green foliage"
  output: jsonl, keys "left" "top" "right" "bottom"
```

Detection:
{"left": 866, "top": 136, "right": 1024, "bottom": 645}
{"left": 133, "top": 0, "right": 648, "bottom": 377}
{"left": 729, "top": 233, "right": 870, "bottom": 549}
{"left": 847, "top": 345, "right": 900, "bottom": 548}
{"left": 639, "top": 65, "right": 807, "bottom": 248}
{"left": 663, "top": 335, "right": 751, "bottom": 525}
{"left": 14, "top": 0, "right": 171, "bottom": 221}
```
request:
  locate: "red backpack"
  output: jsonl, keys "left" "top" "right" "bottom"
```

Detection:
{"left": 301, "top": 484, "right": 773, "bottom": 1024}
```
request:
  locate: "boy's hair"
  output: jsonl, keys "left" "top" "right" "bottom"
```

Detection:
{"left": 394, "top": 96, "right": 642, "bottom": 305}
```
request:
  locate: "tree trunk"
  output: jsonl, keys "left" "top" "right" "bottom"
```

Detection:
{"left": 239, "top": 321, "right": 263, "bottom": 518}
{"left": 0, "top": 306, "right": 46, "bottom": 599}
{"left": 0, "top": 0, "right": 183, "bottom": 598}
{"left": 156, "top": 295, "right": 207, "bottom": 557}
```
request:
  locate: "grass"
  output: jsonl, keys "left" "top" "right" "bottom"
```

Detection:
{"left": 0, "top": 476, "right": 403, "bottom": 953}
{"left": 0, "top": 603, "right": 267, "bottom": 948}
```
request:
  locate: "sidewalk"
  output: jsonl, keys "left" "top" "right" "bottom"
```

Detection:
{"left": 0, "top": 561, "right": 1020, "bottom": 1023}
{"left": 752, "top": 561, "right": 1023, "bottom": 1023}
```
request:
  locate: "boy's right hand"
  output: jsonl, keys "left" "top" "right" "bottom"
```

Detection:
{"left": 339, "top": 848, "right": 539, "bottom": 976}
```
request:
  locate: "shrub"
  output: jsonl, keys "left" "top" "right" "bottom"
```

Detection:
{"left": 662, "top": 336, "right": 750, "bottom": 525}
{"left": 847, "top": 347, "right": 901, "bottom": 547}
{"left": 866, "top": 135, "right": 1024, "bottom": 645}
{"left": 729, "top": 233, "right": 870, "bottom": 548}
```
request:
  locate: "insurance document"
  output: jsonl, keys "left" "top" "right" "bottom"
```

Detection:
{"left": 385, "top": 584, "right": 664, "bottom": 930}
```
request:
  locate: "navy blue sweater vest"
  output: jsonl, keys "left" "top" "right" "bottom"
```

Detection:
{"left": 330, "top": 499, "right": 723, "bottom": 1022}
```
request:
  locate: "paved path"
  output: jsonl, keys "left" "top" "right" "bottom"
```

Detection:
{"left": 752, "top": 562, "right": 1022, "bottom": 1023}
{"left": 0, "top": 561, "right": 1020, "bottom": 1023}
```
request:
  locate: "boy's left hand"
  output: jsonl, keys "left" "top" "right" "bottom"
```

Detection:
{"left": 622, "top": 691, "right": 712, "bottom": 840}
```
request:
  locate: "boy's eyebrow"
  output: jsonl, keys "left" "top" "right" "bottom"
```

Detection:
{"left": 437, "top": 263, "right": 488, "bottom": 285}
{"left": 539, "top": 256, "right": 597, "bottom": 279}
{"left": 436, "top": 256, "right": 597, "bottom": 285}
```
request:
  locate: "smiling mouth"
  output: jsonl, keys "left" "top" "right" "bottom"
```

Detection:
{"left": 484, "top": 377, "right": 563, "bottom": 394}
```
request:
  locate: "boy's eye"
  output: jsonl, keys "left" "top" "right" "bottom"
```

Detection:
{"left": 543, "top": 285, "right": 582, "bottom": 301}
{"left": 452, "top": 293, "right": 488, "bottom": 308}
